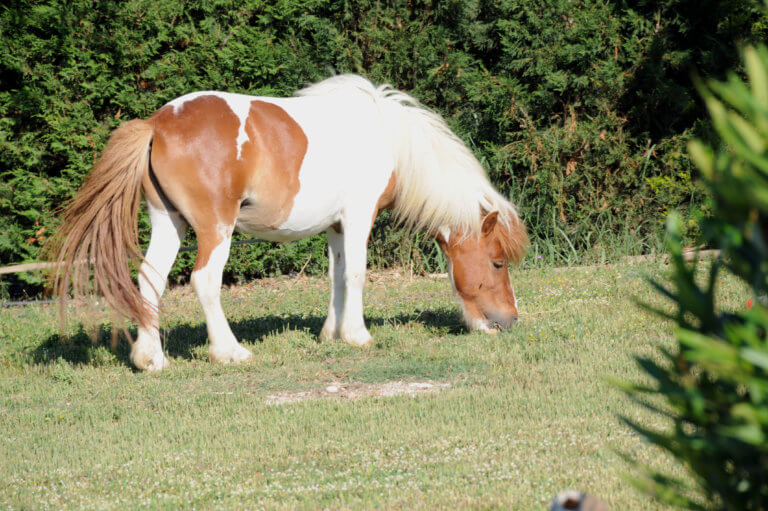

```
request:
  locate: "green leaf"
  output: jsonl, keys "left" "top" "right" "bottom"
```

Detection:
{"left": 727, "top": 111, "right": 766, "bottom": 154}
{"left": 745, "top": 46, "right": 768, "bottom": 108}
{"left": 688, "top": 140, "right": 715, "bottom": 179}
{"left": 741, "top": 347, "right": 768, "bottom": 371}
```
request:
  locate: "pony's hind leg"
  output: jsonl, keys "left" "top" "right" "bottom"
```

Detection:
{"left": 320, "top": 226, "right": 345, "bottom": 341}
{"left": 131, "top": 203, "right": 187, "bottom": 371}
{"left": 190, "top": 225, "right": 253, "bottom": 364}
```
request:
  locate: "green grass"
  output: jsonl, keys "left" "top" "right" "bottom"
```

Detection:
{"left": 0, "top": 262, "right": 746, "bottom": 509}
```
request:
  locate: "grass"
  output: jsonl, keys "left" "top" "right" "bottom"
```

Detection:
{"left": 0, "top": 261, "right": 746, "bottom": 509}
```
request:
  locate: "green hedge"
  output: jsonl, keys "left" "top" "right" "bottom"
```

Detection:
{"left": 1, "top": 0, "right": 766, "bottom": 297}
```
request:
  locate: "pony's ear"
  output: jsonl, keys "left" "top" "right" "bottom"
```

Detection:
{"left": 481, "top": 211, "right": 498, "bottom": 236}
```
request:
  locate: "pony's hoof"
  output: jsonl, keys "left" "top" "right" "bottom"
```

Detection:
{"left": 319, "top": 323, "right": 339, "bottom": 341}
{"left": 130, "top": 346, "right": 170, "bottom": 372}
{"left": 210, "top": 343, "right": 253, "bottom": 364}
{"left": 341, "top": 327, "right": 373, "bottom": 348}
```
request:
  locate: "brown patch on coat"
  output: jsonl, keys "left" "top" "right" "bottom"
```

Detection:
{"left": 148, "top": 96, "right": 307, "bottom": 269}
{"left": 375, "top": 172, "right": 397, "bottom": 214}
{"left": 237, "top": 100, "right": 307, "bottom": 232}
{"left": 367, "top": 172, "right": 397, "bottom": 242}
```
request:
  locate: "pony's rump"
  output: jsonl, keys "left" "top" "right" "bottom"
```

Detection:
{"left": 45, "top": 119, "right": 155, "bottom": 329}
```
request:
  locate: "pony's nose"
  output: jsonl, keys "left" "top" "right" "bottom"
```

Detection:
{"left": 488, "top": 314, "right": 518, "bottom": 331}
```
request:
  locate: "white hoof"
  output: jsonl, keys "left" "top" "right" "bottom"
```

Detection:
{"left": 210, "top": 343, "right": 253, "bottom": 364}
{"left": 319, "top": 320, "right": 339, "bottom": 341}
{"left": 341, "top": 326, "right": 373, "bottom": 348}
{"left": 130, "top": 343, "right": 170, "bottom": 372}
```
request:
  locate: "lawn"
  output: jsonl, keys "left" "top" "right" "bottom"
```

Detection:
{"left": 0, "top": 262, "right": 744, "bottom": 509}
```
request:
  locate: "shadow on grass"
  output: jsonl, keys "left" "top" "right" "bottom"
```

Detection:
{"left": 29, "top": 307, "right": 465, "bottom": 369}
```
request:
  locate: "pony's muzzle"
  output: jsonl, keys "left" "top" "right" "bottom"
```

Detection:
{"left": 487, "top": 314, "right": 518, "bottom": 331}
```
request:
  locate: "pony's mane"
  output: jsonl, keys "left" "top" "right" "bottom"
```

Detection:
{"left": 297, "top": 75, "right": 527, "bottom": 262}
{"left": 493, "top": 215, "right": 528, "bottom": 264}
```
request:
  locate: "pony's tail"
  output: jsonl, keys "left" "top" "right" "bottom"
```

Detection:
{"left": 44, "top": 119, "right": 155, "bottom": 329}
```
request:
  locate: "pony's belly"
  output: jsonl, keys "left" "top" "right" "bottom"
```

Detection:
{"left": 236, "top": 219, "right": 335, "bottom": 242}
{"left": 236, "top": 199, "right": 340, "bottom": 242}
{"left": 238, "top": 224, "right": 327, "bottom": 242}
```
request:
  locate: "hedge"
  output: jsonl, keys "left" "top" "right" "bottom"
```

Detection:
{"left": 1, "top": 0, "right": 766, "bottom": 297}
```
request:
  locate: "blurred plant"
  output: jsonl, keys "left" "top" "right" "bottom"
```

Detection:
{"left": 619, "top": 45, "right": 768, "bottom": 509}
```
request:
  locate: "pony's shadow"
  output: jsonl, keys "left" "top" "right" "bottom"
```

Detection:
{"left": 31, "top": 308, "right": 464, "bottom": 369}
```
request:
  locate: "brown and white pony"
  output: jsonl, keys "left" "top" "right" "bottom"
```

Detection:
{"left": 49, "top": 75, "right": 527, "bottom": 371}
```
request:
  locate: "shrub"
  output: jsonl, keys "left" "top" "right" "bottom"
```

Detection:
{"left": 1, "top": 1, "right": 766, "bottom": 297}
{"left": 620, "top": 45, "right": 768, "bottom": 509}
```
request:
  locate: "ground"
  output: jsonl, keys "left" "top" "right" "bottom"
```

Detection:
{"left": 0, "top": 262, "right": 743, "bottom": 509}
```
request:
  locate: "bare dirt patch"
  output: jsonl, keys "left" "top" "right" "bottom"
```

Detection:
{"left": 265, "top": 380, "right": 451, "bottom": 405}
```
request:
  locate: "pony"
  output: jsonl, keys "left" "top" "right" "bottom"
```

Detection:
{"left": 48, "top": 75, "right": 528, "bottom": 371}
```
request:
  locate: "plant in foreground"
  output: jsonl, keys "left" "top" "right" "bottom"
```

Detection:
{"left": 618, "top": 45, "right": 768, "bottom": 510}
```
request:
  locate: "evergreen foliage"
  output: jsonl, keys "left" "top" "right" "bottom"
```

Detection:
{"left": 1, "top": 0, "right": 766, "bottom": 297}
{"left": 620, "top": 45, "right": 768, "bottom": 509}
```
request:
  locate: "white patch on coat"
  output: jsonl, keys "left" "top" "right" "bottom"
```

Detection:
{"left": 189, "top": 230, "right": 253, "bottom": 363}
{"left": 236, "top": 92, "right": 395, "bottom": 242}
{"left": 216, "top": 223, "right": 234, "bottom": 240}
{"left": 190, "top": 233, "right": 237, "bottom": 347}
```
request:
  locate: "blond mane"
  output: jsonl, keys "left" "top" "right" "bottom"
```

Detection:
{"left": 297, "top": 75, "right": 527, "bottom": 260}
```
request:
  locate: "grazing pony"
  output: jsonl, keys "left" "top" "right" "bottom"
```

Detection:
{"left": 49, "top": 75, "right": 527, "bottom": 371}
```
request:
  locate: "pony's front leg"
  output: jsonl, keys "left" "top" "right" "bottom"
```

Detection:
{"left": 191, "top": 227, "right": 253, "bottom": 364}
{"left": 339, "top": 219, "right": 373, "bottom": 348}
{"left": 320, "top": 226, "right": 345, "bottom": 341}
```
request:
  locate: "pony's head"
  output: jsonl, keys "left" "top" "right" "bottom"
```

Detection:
{"left": 437, "top": 211, "right": 528, "bottom": 332}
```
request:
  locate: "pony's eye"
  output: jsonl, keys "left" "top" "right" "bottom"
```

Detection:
{"left": 492, "top": 260, "right": 505, "bottom": 269}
